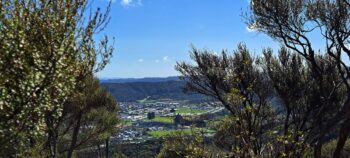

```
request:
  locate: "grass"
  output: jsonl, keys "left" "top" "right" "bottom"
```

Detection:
{"left": 122, "top": 120, "right": 133, "bottom": 126}
{"left": 176, "top": 107, "right": 206, "bottom": 114}
{"left": 147, "top": 128, "right": 215, "bottom": 138}
{"left": 147, "top": 128, "right": 198, "bottom": 138}
{"left": 144, "top": 115, "right": 173, "bottom": 124}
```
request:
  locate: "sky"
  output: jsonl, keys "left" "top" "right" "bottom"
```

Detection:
{"left": 94, "top": 0, "right": 278, "bottom": 78}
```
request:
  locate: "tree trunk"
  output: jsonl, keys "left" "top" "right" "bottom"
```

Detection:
{"left": 313, "top": 143, "right": 322, "bottom": 158}
{"left": 284, "top": 108, "right": 291, "bottom": 156}
{"left": 105, "top": 137, "right": 109, "bottom": 158}
{"left": 47, "top": 127, "right": 58, "bottom": 158}
{"left": 97, "top": 144, "right": 102, "bottom": 158}
{"left": 46, "top": 112, "right": 58, "bottom": 158}
{"left": 333, "top": 118, "right": 350, "bottom": 158}
{"left": 67, "top": 112, "right": 82, "bottom": 158}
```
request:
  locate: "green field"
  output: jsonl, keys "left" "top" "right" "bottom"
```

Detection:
{"left": 147, "top": 128, "right": 215, "bottom": 138}
{"left": 144, "top": 115, "right": 173, "bottom": 124}
{"left": 176, "top": 107, "right": 206, "bottom": 114}
{"left": 147, "top": 128, "right": 198, "bottom": 138}
{"left": 122, "top": 120, "right": 133, "bottom": 126}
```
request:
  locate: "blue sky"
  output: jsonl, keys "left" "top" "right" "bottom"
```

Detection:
{"left": 94, "top": 0, "right": 277, "bottom": 78}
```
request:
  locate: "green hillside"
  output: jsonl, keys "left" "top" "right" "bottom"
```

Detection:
{"left": 101, "top": 81, "right": 208, "bottom": 102}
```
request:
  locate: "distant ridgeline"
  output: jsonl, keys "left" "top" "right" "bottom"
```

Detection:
{"left": 100, "top": 77, "right": 208, "bottom": 102}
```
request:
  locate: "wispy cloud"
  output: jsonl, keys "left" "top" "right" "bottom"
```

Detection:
{"left": 163, "top": 56, "right": 169, "bottom": 61}
{"left": 155, "top": 59, "right": 160, "bottom": 63}
{"left": 121, "top": 0, "right": 132, "bottom": 6}
{"left": 137, "top": 58, "right": 144, "bottom": 62}
{"left": 120, "top": 0, "right": 142, "bottom": 7}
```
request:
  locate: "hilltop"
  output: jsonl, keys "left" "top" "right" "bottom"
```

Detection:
{"left": 101, "top": 77, "right": 208, "bottom": 102}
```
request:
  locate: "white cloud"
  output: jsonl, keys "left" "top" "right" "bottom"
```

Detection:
{"left": 163, "top": 56, "right": 169, "bottom": 61}
{"left": 121, "top": 0, "right": 132, "bottom": 6}
{"left": 155, "top": 59, "right": 160, "bottom": 63}
{"left": 138, "top": 58, "right": 144, "bottom": 62}
{"left": 120, "top": 0, "right": 142, "bottom": 7}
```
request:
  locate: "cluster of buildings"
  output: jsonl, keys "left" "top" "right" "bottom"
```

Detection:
{"left": 113, "top": 100, "right": 226, "bottom": 143}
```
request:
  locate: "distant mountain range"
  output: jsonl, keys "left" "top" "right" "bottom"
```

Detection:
{"left": 100, "top": 76, "right": 181, "bottom": 84}
{"left": 100, "top": 77, "right": 209, "bottom": 102}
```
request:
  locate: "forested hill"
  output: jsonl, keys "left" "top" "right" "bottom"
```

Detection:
{"left": 100, "top": 76, "right": 180, "bottom": 83}
{"left": 101, "top": 80, "right": 207, "bottom": 102}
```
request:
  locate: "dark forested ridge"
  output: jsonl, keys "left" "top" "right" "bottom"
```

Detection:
{"left": 100, "top": 76, "right": 180, "bottom": 83}
{"left": 101, "top": 80, "right": 207, "bottom": 102}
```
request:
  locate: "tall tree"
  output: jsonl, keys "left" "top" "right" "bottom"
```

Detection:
{"left": 176, "top": 44, "right": 347, "bottom": 157}
{"left": 176, "top": 44, "right": 276, "bottom": 157}
{"left": 247, "top": 0, "right": 350, "bottom": 156}
{"left": 0, "top": 0, "right": 113, "bottom": 156}
{"left": 57, "top": 76, "right": 119, "bottom": 158}
{"left": 262, "top": 48, "right": 346, "bottom": 157}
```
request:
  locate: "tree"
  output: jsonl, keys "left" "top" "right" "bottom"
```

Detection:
{"left": 211, "top": 116, "right": 239, "bottom": 152}
{"left": 56, "top": 76, "right": 119, "bottom": 158}
{"left": 247, "top": 0, "right": 350, "bottom": 157}
{"left": 170, "top": 108, "right": 176, "bottom": 113}
{"left": 262, "top": 48, "right": 346, "bottom": 157}
{"left": 157, "top": 130, "right": 227, "bottom": 158}
{"left": 147, "top": 112, "right": 156, "bottom": 120}
{"left": 174, "top": 114, "right": 184, "bottom": 126}
{"left": 176, "top": 44, "right": 348, "bottom": 157}
{"left": 0, "top": 0, "right": 114, "bottom": 156}
{"left": 176, "top": 44, "right": 276, "bottom": 157}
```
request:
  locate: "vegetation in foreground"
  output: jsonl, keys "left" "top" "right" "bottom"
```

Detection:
{"left": 3, "top": 0, "right": 350, "bottom": 157}
{"left": 167, "top": 0, "right": 350, "bottom": 157}
{"left": 0, "top": 0, "right": 118, "bottom": 157}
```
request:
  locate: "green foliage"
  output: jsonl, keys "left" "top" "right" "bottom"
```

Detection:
{"left": 115, "top": 140, "right": 162, "bottom": 158}
{"left": 321, "top": 139, "right": 350, "bottom": 158}
{"left": 147, "top": 112, "right": 156, "bottom": 120}
{"left": 211, "top": 116, "right": 237, "bottom": 151}
{"left": 115, "top": 152, "right": 129, "bottom": 158}
{"left": 57, "top": 76, "right": 120, "bottom": 157}
{"left": 0, "top": 0, "right": 114, "bottom": 155}
{"left": 248, "top": 1, "right": 350, "bottom": 157}
{"left": 175, "top": 43, "right": 347, "bottom": 157}
{"left": 302, "top": 139, "right": 350, "bottom": 158}
{"left": 122, "top": 120, "right": 133, "bottom": 126}
{"left": 176, "top": 44, "right": 277, "bottom": 157}
{"left": 260, "top": 48, "right": 346, "bottom": 157}
{"left": 157, "top": 130, "right": 228, "bottom": 158}
{"left": 148, "top": 128, "right": 202, "bottom": 139}
{"left": 145, "top": 115, "right": 173, "bottom": 124}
